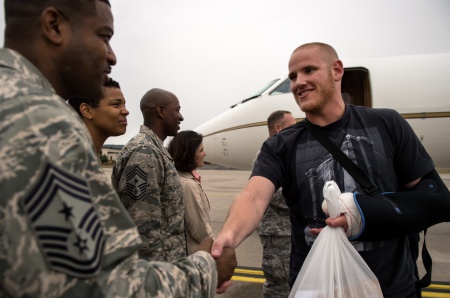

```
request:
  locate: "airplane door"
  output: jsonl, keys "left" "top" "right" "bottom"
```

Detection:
{"left": 341, "top": 67, "right": 372, "bottom": 107}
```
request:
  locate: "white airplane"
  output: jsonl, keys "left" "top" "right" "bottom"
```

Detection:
{"left": 194, "top": 52, "right": 450, "bottom": 171}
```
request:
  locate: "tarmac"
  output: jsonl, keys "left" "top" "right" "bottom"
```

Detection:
{"left": 103, "top": 167, "right": 450, "bottom": 297}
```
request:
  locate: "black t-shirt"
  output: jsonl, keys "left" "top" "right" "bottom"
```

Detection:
{"left": 252, "top": 104, "right": 434, "bottom": 297}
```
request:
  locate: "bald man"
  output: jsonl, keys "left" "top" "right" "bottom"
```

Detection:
{"left": 112, "top": 88, "right": 187, "bottom": 261}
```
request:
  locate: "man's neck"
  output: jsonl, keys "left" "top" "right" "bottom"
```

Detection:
{"left": 305, "top": 99, "right": 345, "bottom": 127}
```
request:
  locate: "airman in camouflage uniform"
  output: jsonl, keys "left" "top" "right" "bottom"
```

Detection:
{"left": 254, "top": 111, "right": 296, "bottom": 298}
{"left": 112, "top": 88, "right": 186, "bottom": 262}
{"left": 257, "top": 189, "right": 292, "bottom": 298}
{"left": 0, "top": 1, "right": 236, "bottom": 296}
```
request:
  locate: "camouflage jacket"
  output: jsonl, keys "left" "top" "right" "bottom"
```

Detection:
{"left": 0, "top": 48, "right": 216, "bottom": 297}
{"left": 111, "top": 126, "right": 187, "bottom": 261}
{"left": 257, "top": 188, "right": 292, "bottom": 236}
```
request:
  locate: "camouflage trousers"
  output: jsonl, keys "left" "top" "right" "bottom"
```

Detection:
{"left": 259, "top": 235, "right": 291, "bottom": 298}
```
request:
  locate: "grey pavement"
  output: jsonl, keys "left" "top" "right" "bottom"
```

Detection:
{"left": 198, "top": 169, "right": 264, "bottom": 298}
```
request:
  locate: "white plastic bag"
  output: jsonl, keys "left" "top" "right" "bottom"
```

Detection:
{"left": 289, "top": 181, "right": 383, "bottom": 298}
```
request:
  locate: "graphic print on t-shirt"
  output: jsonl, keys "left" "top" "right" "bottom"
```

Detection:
{"left": 298, "top": 127, "right": 388, "bottom": 252}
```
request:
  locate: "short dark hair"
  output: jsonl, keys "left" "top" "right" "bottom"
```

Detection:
{"left": 267, "top": 110, "right": 291, "bottom": 131}
{"left": 5, "top": 0, "right": 111, "bottom": 22}
{"left": 103, "top": 77, "right": 120, "bottom": 89}
{"left": 168, "top": 130, "right": 203, "bottom": 172}
{"left": 67, "top": 78, "right": 119, "bottom": 117}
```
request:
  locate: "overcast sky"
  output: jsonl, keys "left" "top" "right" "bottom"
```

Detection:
{"left": 1, "top": 0, "right": 450, "bottom": 145}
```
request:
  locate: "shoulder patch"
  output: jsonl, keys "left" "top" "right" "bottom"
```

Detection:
{"left": 125, "top": 165, "right": 147, "bottom": 201}
{"left": 21, "top": 162, "right": 105, "bottom": 278}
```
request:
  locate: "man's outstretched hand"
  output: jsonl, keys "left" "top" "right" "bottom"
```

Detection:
{"left": 197, "top": 238, "right": 237, "bottom": 293}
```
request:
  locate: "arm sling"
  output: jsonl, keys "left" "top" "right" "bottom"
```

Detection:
{"left": 306, "top": 120, "right": 435, "bottom": 289}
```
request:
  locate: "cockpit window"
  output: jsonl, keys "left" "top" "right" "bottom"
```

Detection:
{"left": 250, "top": 79, "right": 280, "bottom": 97}
{"left": 230, "top": 78, "right": 281, "bottom": 108}
{"left": 269, "top": 78, "right": 291, "bottom": 95}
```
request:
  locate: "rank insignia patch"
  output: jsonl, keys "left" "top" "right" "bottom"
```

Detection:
{"left": 21, "top": 162, "right": 105, "bottom": 278}
{"left": 125, "top": 165, "right": 147, "bottom": 201}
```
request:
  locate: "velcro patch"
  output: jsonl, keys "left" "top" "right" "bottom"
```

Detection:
{"left": 125, "top": 165, "right": 147, "bottom": 201}
{"left": 22, "top": 162, "right": 105, "bottom": 278}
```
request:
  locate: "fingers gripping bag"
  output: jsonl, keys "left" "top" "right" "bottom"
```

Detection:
{"left": 289, "top": 181, "right": 383, "bottom": 298}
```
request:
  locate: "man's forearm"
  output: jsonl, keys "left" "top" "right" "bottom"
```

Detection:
{"left": 221, "top": 177, "right": 274, "bottom": 247}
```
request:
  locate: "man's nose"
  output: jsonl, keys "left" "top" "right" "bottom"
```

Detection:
{"left": 107, "top": 45, "right": 117, "bottom": 66}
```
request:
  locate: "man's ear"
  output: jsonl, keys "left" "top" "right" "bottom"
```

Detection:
{"left": 274, "top": 123, "right": 282, "bottom": 133}
{"left": 80, "top": 103, "right": 94, "bottom": 120}
{"left": 40, "top": 7, "right": 69, "bottom": 45}
{"left": 156, "top": 105, "right": 165, "bottom": 119}
{"left": 333, "top": 59, "right": 344, "bottom": 82}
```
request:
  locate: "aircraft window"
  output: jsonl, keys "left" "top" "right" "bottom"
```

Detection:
{"left": 230, "top": 78, "right": 281, "bottom": 108}
{"left": 341, "top": 67, "right": 372, "bottom": 107}
{"left": 250, "top": 79, "right": 280, "bottom": 97}
{"left": 269, "top": 78, "right": 291, "bottom": 95}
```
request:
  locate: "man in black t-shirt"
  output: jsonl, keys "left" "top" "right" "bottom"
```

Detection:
{"left": 211, "top": 42, "right": 440, "bottom": 298}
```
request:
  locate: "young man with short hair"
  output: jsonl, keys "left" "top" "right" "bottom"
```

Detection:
{"left": 212, "top": 42, "right": 447, "bottom": 298}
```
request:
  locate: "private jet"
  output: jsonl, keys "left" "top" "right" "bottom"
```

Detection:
{"left": 194, "top": 52, "right": 450, "bottom": 171}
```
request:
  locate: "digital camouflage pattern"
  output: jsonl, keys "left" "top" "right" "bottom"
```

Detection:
{"left": 257, "top": 188, "right": 291, "bottom": 298}
{"left": 111, "top": 126, "right": 187, "bottom": 261}
{"left": 0, "top": 48, "right": 217, "bottom": 297}
{"left": 257, "top": 188, "right": 291, "bottom": 236}
{"left": 259, "top": 235, "right": 291, "bottom": 298}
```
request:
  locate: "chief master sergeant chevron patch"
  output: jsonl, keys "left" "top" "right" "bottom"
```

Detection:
{"left": 125, "top": 165, "right": 147, "bottom": 201}
{"left": 21, "top": 162, "right": 105, "bottom": 278}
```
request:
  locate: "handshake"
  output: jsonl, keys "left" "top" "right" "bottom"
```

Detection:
{"left": 321, "top": 181, "right": 362, "bottom": 239}
{"left": 196, "top": 238, "right": 237, "bottom": 293}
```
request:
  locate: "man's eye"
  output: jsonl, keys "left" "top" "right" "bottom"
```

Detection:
{"left": 101, "top": 35, "right": 112, "bottom": 43}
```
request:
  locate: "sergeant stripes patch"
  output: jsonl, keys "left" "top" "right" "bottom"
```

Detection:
{"left": 22, "top": 162, "right": 105, "bottom": 278}
{"left": 125, "top": 165, "right": 147, "bottom": 200}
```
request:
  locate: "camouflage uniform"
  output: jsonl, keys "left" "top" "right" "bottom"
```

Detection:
{"left": 0, "top": 48, "right": 217, "bottom": 297}
{"left": 111, "top": 126, "right": 187, "bottom": 261}
{"left": 257, "top": 188, "right": 291, "bottom": 298}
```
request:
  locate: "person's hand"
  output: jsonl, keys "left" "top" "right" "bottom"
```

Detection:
{"left": 309, "top": 215, "right": 348, "bottom": 236}
{"left": 197, "top": 237, "right": 237, "bottom": 293}
{"left": 325, "top": 215, "right": 348, "bottom": 230}
{"left": 216, "top": 280, "right": 232, "bottom": 294}
{"left": 320, "top": 181, "right": 362, "bottom": 238}
{"left": 211, "top": 231, "right": 235, "bottom": 259}
{"left": 211, "top": 233, "right": 237, "bottom": 293}
{"left": 215, "top": 246, "right": 237, "bottom": 293}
